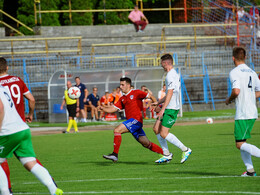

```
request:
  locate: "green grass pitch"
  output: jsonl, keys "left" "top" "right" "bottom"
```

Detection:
{"left": 8, "top": 121, "right": 260, "bottom": 194}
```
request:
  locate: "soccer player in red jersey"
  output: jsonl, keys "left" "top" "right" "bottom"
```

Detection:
{"left": 0, "top": 57, "right": 57, "bottom": 194}
{"left": 99, "top": 77, "right": 163, "bottom": 162}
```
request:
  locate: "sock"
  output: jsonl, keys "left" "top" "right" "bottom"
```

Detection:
{"left": 1, "top": 161, "right": 11, "bottom": 189}
{"left": 113, "top": 133, "right": 122, "bottom": 154}
{"left": 148, "top": 142, "right": 163, "bottom": 154}
{"left": 240, "top": 143, "right": 260, "bottom": 158}
{"left": 165, "top": 133, "right": 187, "bottom": 152}
{"left": 156, "top": 134, "right": 170, "bottom": 155}
{"left": 240, "top": 150, "right": 254, "bottom": 171}
{"left": 0, "top": 166, "right": 10, "bottom": 195}
{"left": 66, "top": 119, "right": 73, "bottom": 132}
{"left": 72, "top": 120, "right": 78, "bottom": 132}
{"left": 30, "top": 163, "right": 57, "bottom": 195}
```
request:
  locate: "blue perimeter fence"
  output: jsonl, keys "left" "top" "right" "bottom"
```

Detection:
{"left": 6, "top": 49, "right": 260, "bottom": 116}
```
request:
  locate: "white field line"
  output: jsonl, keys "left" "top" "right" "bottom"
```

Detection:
{"left": 13, "top": 190, "right": 260, "bottom": 194}
{"left": 21, "top": 175, "right": 260, "bottom": 185}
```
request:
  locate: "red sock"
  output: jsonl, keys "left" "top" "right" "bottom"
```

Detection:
{"left": 1, "top": 160, "right": 11, "bottom": 189}
{"left": 148, "top": 142, "right": 163, "bottom": 154}
{"left": 113, "top": 133, "right": 122, "bottom": 154}
{"left": 151, "top": 109, "right": 154, "bottom": 118}
{"left": 36, "top": 158, "right": 43, "bottom": 166}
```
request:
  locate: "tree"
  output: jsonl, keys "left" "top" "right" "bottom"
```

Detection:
{"left": 17, "top": 0, "right": 60, "bottom": 35}
{"left": 60, "top": 0, "right": 94, "bottom": 25}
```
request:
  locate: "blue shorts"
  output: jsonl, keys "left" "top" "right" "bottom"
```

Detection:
{"left": 79, "top": 98, "right": 84, "bottom": 110}
{"left": 122, "top": 118, "right": 146, "bottom": 140}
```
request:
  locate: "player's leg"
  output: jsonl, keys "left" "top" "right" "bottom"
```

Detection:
{"left": 153, "top": 118, "right": 170, "bottom": 155}
{"left": 153, "top": 119, "right": 173, "bottom": 163}
{"left": 137, "top": 135, "right": 163, "bottom": 155}
{"left": 140, "top": 20, "right": 147, "bottom": 31}
{"left": 16, "top": 129, "right": 63, "bottom": 194}
{"left": 160, "top": 109, "right": 192, "bottom": 163}
{"left": 103, "top": 123, "right": 129, "bottom": 162}
{"left": 1, "top": 160, "right": 12, "bottom": 194}
{"left": 0, "top": 159, "right": 10, "bottom": 195}
{"left": 234, "top": 120, "right": 259, "bottom": 176}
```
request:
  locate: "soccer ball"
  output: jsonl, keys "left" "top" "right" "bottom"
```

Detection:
{"left": 68, "top": 86, "right": 81, "bottom": 99}
{"left": 206, "top": 117, "right": 213, "bottom": 124}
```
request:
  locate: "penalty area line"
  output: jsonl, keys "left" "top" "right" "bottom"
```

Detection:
{"left": 21, "top": 175, "right": 260, "bottom": 185}
{"left": 13, "top": 190, "right": 260, "bottom": 194}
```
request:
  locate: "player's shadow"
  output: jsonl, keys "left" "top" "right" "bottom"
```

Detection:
{"left": 79, "top": 161, "right": 149, "bottom": 166}
{"left": 158, "top": 170, "right": 221, "bottom": 176}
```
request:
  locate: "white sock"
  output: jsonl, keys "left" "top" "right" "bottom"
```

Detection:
{"left": 156, "top": 134, "right": 170, "bottom": 155}
{"left": 240, "top": 143, "right": 260, "bottom": 158}
{"left": 165, "top": 133, "right": 187, "bottom": 152}
{"left": 240, "top": 150, "right": 254, "bottom": 170}
{"left": 30, "top": 163, "right": 57, "bottom": 195}
{"left": 0, "top": 166, "right": 10, "bottom": 195}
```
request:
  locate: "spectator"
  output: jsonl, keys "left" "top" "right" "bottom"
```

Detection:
{"left": 100, "top": 90, "right": 112, "bottom": 120}
{"left": 75, "top": 77, "right": 88, "bottom": 122}
{"left": 60, "top": 81, "right": 79, "bottom": 133}
{"left": 115, "top": 87, "right": 122, "bottom": 103}
{"left": 224, "top": 0, "right": 234, "bottom": 28}
{"left": 128, "top": 5, "right": 149, "bottom": 33}
{"left": 158, "top": 84, "right": 166, "bottom": 101}
{"left": 249, "top": 4, "right": 260, "bottom": 28}
{"left": 88, "top": 87, "right": 100, "bottom": 121}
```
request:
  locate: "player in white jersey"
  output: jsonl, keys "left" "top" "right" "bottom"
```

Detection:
{"left": 0, "top": 86, "right": 63, "bottom": 195}
{"left": 226, "top": 47, "right": 260, "bottom": 176}
{"left": 152, "top": 54, "right": 192, "bottom": 164}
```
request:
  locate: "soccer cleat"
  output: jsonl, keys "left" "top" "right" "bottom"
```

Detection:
{"left": 103, "top": 153, "right": 118, "bottom": 162}
{"left": 54, "top": 188, "right": 63, "bottom": 195}
{"left": 155, "top": 153, "right": 173, "bottom": 164}
{"left": 241, "top": 171, "right": 257, "bottom": 177}
{"left": 9, "top": 188, "right": 13, "bottom": 195}
{"left": 181, "top": 148, "right": 192, "bottom": 164}
{"left": 62, "top": 130, "right": 69, "bottom": 134}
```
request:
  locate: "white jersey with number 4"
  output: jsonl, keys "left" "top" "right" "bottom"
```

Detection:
{"left": 0, "top": 85, "right": 29, "bottom": 136}
{"left": 165, "top": 68, "right": 180, "bottom": 110}
{"left": 229, "top": 64, "right": 260, "bottom": 120}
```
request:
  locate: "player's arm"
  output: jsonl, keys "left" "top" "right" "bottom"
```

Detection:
{"left": 98, "top": 105, "right": 118, "bottom": 113}
{"left": 76, "top": 98, "right": 80, "bottom": 112}
{"left": 146, "top": 93, "right": 156, "bottom": 103}
{"left": 0, "top": 98, "right": 4, "bottom": 129}
{"left": 60, "top": 98, "right": 66, "bottom": 110}
{"left": 225, "top": 88, "right": 240, "bottom": 105}
{"left": 157, "top": 89, "right": 173, "bottom": 117}
{"left": 24, "top": 92, "right": 35, "bottom": 123}
{"left": 256, "top": 91, "right": 260, "bottom": 98}
{"left": 84, "top": 88, "right": 89, "bottom": 103}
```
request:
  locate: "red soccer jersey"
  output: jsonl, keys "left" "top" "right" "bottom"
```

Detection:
{"left": 0, "top": 75, "right": 30, "bottom": 121}
{"left": 114, "top": 89, "right": 148, "bottom": 123}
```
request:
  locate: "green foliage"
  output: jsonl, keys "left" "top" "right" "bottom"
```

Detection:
{"left": 97, "top": 0, "right": 134, "bottom": 25}
{"left": 17, "top": 0, "right": 60, "bottom": 34}
{"left": 60, "top": 0, "right": 94, "bottom": 25}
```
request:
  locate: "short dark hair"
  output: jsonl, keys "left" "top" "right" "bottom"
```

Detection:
{"left": 161, "top": 54, "right": 173, "bottom": 64}
{"left": 120, "top": 77, "right": 131, "bottom": 85}
{"left": 75, "top": 76, "right": 80, "bottom": 80}
{"left": 0, "top": 57, "right": 7, "bottom": 74}
{"left": 233, "top": 47, "right": 246, "bottom": 61}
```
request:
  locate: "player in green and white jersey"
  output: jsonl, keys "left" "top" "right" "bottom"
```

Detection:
{"left": 226, "top": 47, "right": 260, "bottom": 176}
{"left": 0, "top": 86, "right": 63, "bottom": 195}
{"left": 152, "top": 54, "right": 192, "bottom": 164}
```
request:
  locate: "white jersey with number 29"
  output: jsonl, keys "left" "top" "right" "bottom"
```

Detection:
{"left": 229, "top": 64, "right": 260, "bottom": 120}
{"left": 0, "top": 85, "right": 29, "bottom": 136}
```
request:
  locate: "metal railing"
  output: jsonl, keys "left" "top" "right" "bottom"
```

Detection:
{"left": 0, "top": 36, "right": 82, "bottom": 59}
{"left": 161, "top": 23, "right": 240, "bottom": 50}
{"left": 0, "top": 9, "right": 34, "bottom": 35}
